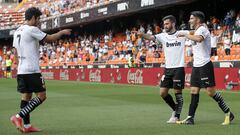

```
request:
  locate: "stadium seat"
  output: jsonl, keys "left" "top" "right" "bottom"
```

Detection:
{"left": 230, "top": 55, "right": 236, "bottom": 60}
{"left": 235, "top": 55, "right": 240, "bottom": 60}
{"left": 218, "top": 55, "right": 224, "bottom": 61}
{"left": 223, "top": 55, "right": 231, "bottom": 61}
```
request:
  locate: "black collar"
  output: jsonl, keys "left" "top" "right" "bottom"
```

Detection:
{"left": 167, "top": 30, "right": 177, "bottom": 35}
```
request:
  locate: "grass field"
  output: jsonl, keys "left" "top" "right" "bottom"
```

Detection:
{"left": 0, "top": 79, "right": 239, "bottom": 135}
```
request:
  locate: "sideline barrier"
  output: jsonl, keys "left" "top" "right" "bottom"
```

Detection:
{"left": 1, "top": 67, "right": 239, "bottom": 90}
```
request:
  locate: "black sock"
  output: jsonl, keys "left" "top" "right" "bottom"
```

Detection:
{"left": 18, "top": 97, "right": 42, "bottom": 118}
{"left": 162, "top": 94, "right": 176, "bottom": 111}
{"left": 188, "top": 94, "right": 199, "bottom": 118}
{"left": 175, "top": 93, "right": 183, "bottom": 119}
{"left": 20, "top": 100, "right": 30, "bottom": 125}
{"left": 212, "top": 92, "right": 230, "bottom": 113}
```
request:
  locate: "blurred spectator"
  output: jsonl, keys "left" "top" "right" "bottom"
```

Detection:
{"left": 232, "top": 12, "right": 240, "bottom": 44}
{"left": 3, "top": 45, "right": 7, "bottom": 55}
{"left": 128, "top": 54, "right": 136, "bottom": 68}
{"left": 179, "top": 21, "right": 187, "bottom": 30}
{"left": 126, "top": 40, "right": 133, "bottom": 55}
{"left": 223, "top": 35, "right": 232, "bottom": 55}
{"left": 154, "top": 23, "right": 161, "bottom": 34}
{"left": 211, "top": 16, "right": 220, "bottom": 30}
{"left": 0, "top": 55, "right": 2, "bottom": 63}
{"left": 139, "top": 46, "right": 147, "bottom": 64}
{"left": 126, "top": 29, "right": 131, "bottom": 41}
{"left": 104, "top": 33, "right": 110, "bottom": 43}
{"left": 146, "top": 24, "right": 153, "bottom": 35}
{"left": 224, "top": 12, "right": 234, "bottom": 27}
{"left": 211, "top": 31, "right": 221, "bottom": 56}
{"left": 154, "top": 50, "right": 160, "bottom": 58}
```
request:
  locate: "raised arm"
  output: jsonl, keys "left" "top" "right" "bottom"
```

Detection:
{"left": 141, "top": 33, "right": 156, "bottom": 40}
{"left": 134, "top": 31, "right": 156, "bottom": 41}
{"left": 44, "top": 29, "right": 72, "bottom": 42}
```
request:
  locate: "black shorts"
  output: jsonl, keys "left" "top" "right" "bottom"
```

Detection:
{"left": 6, "top": 66, "right": 11, "bottom": 72}
{"left": 17, "top": 73, "right": 46, "bottom": 93}
{"left": 160, "top": 67, "right": 185, "bottom": 89}
{"left": 190, "top": 61, "right": 215, "bottom": 88}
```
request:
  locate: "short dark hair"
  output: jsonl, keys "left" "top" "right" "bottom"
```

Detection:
{"left": 191, "top": 11, "right": 205, "bottom": 23}
{"left": 25, "top": 7, "right": 42, "bottom": 20}
{"left": 162, "top": 15, "right": 176, "bottom": 23}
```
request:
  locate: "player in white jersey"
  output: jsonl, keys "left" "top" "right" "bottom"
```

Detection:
{"left": 138, "top": 15, "right": 187, "bottom": 124}
{"left": 177, "top": 11, "right": 234, "bottom": 125}
{"left": 10, "top": 7, "right": 71, "bottom": 133}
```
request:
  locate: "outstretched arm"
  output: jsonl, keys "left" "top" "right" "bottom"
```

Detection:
{"left": 133, "top": 31, "right": 156, "bottom": 41}
{"left": 177, "top": 31, "right": 204, "bottom": 43}
{"left": 44, "top": 29, "right": 72, "bottom": 42}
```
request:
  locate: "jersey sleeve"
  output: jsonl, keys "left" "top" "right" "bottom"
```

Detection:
{"left": 185, "top": 39, "right": 192, "bottom": 46}
{"left": 177, "top": 30, "right": 190, "bottom": 41}
{"left": 178, "top": 30, "right": 190, "bottom": 34}
{"left": 30, "top": 27, "right": 47, "bottom": 41}
{"left": 154, "top": 33, "right": 163, "bottom": 44}
{"left": 12, "top": 33, "right": 17, "bottom": 48}
{"left": 195, "top": 26, "right": 208, "bottom": 39}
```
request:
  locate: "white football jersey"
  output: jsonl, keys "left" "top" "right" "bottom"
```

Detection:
{"left": 191, "top": 26, "right": 211, "bottom": 67}
{"left": 155, "top": 31, "right": 188, "bottom": 68}
{"left": 13, "top": 25, "right": 47, "bottom": 74}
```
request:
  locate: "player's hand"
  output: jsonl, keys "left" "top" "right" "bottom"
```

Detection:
{"left": 61, "top": 29, "right": 72, "bottom": 35}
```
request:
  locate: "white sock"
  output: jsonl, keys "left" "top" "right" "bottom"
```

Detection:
{"left": 24, "top": 124, "right": 31, "bottom": 128}
{"left": 16, "top": 114, "right": 20, "bottom": 118}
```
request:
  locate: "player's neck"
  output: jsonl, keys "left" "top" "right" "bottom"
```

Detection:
{"left": 26, "top": 21, "right": 35, "bottom": 26}
{"left": 194, "top": 24, "right": 202, "bottom": 30}
{"left": 167, "top": 29, "right": 176, "bottom": 35}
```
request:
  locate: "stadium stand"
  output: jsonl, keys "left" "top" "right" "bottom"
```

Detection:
{"left": 0, "top": 0, "right": 240, "bottom": 69}
{"left": 0, "top": 0, "right": 119, "bottom": 29}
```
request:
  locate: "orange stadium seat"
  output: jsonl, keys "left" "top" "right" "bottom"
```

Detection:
{"left": 235, "top": 55, "right": 240, "bottom": 60}
{"left": 230, "top": 55, "right": 237, "bottom": 60}
{"left": 223, "top": 55, "right": 231, "bottom": 61}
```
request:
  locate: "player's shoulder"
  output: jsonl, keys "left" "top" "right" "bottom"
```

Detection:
{"left": 197, "top": 25, "right": 209, "bottom": 32}
{"left": 28, "top": 25, "right": 41, "bottom": 32}
{"left": 19, "top": 25, "right": 41, "bottom": 33}
{"left": 155, "top": 32, "right": 166, "bottom": 37}
{"left": 15, "top": 25, "right": 25, "bottom": 32}
{"left": 177, "top": 30, "right": 189, "bottom": 33}
{"left": 16, "top": 25, "right": 36, "bottom": 33}
{"left": 14, "top": 25, "right": 23, "bottom": 37}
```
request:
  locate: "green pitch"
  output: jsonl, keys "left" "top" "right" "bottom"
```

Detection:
{"left": 0, "top": 79, "right": 239, "bottom": 135}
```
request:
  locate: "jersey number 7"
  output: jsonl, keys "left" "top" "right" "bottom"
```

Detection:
{"left": 17, "top": 34, "right": 21, "bottom": 46}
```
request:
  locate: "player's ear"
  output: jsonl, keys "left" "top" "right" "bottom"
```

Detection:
{"left": 30, "top": 16, "right": 35, "bottom": 24}
{"left": 172, "top": 22, "right": 176, "bottom": 27}
{"left": 31, "top": 16, "right": 35, "bottom": 21}
{"left": 197, "top": 18, "right": 201, "bottom": 24}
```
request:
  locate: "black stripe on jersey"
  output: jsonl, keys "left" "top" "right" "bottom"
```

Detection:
{"left": 41, "top": 34, "right": 48, "bottom": 42}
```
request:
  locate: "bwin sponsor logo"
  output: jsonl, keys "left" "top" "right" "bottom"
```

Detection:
{"left": 166, "top": 41, "right": 181, "bottom": 47}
